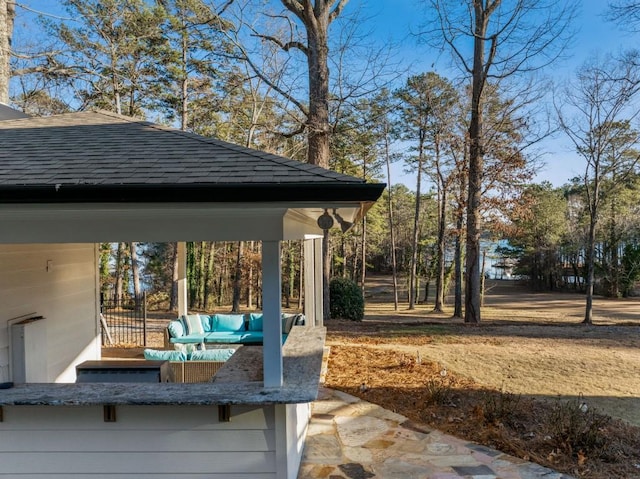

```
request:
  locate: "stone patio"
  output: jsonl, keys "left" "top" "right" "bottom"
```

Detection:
{"left": 298, "top": 387, "right": 575, "bottom": 479}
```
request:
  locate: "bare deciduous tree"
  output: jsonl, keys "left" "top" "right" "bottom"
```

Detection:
{"left": 607, "top": 1, "right": 640, "bottom": 29}
{"left": 0, "top": 0, "right": 15, "bottom": 104}
{"left": 426, "top": 0, "right": 576, "bottom": 323}
{"left": 557, "top": 52, "right": 640, "bottom": 324}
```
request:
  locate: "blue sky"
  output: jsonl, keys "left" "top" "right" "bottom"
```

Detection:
{"left": 360, "top": 0, "right": 639, "bottom": 189}
{"left": 13, "top": 0, "right": 639, "bottom": 189}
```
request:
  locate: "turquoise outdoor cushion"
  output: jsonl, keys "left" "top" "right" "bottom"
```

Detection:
{"left": 171, "top": 334, "right": 207, "bottom": 344}
{"left": 214, "top": 314, "right": 246, "bottom": 332}
{"left": 189, "top": 349, "right": 235, "bottom": 361}
{"left": 204, "top": 332, "right": 245, "bottom": 343}
{"left": 143, "top": 349, "right": 187, "bottom": 361}
{"left": 167, "top": 319, "right": 185, "bottom": 338}
{"left": 248, "top": 313, "right": 263, "bottom": 331}
{"left": 239, "top": 332, "right": 263, "bottom": 344}
{"left": 199, "top": 314, "right": 213, "bottom": 331}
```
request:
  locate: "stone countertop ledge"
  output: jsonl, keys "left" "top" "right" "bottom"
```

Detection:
{"left": 0, "top": 325, "right": 326, "bottom": 407}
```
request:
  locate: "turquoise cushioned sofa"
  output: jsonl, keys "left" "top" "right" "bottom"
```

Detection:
{"left": 164, "top": 312, "right": 304, "bottom": 349}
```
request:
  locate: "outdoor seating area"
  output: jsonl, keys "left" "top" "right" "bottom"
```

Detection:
{"left": 0, "top": 108, "right": 382, "bottom": 478}
{"left": 164, "top": 312, "right": 305, "bottom": 349}
{"left": 143, "top": 347, "right": 238, "bottom": 383}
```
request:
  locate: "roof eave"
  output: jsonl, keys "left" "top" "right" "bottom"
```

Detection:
{"left": 0, "top": 182, "right": 386, "bottom": 204}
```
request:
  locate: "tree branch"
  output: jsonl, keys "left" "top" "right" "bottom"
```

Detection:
{"left": 280, "top": 0, "right": 304, "bottom": 19}
{"left": 329, "top": 0, "right": 349, "bottom": 23}
{"left": 221, "top": 29, "right": 309, "bottom": 116}
{"left": 251, "top": 33, "right": 308, "bottom": 55}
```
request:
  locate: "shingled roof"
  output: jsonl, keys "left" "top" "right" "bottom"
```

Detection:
{"left": 0, "top": 110, "right": 385, "bottom": 204}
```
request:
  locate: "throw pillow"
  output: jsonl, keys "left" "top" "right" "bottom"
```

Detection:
{"left": 183, "top": 314, "right": 204, "bottom": 335}
{"left": 167, "top": 319, "right": 185, "bottom": 338}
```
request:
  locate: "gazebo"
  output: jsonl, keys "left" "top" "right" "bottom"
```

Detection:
{"left": 0, "top": 109, "right": 384, "bottom": 478}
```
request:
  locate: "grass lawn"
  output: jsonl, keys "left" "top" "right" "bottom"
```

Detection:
{"left": 324, "top": 277, "right": 640, "bottom": 479}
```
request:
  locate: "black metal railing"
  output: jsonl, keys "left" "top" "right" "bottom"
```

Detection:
{"left": 100, "top": 292, "right": 147, "bottom": 346}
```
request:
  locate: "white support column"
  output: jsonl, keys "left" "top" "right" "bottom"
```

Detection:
{"left": 262, "top": 240, "right": 283, "bottom": 388}
{"left": 313, "top": 238, "right": 323, "bottom": 327}
{"left": 303, "top": 239, "right": 316, "bottom": 327}
{"left": 177, "top": 242, "right": 188, "bottom": 317}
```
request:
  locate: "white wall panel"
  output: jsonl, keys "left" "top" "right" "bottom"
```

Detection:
{"left": 0, "top": 404, "right": 278, "bottom": 478}
{"left": 0, "top": 244, "right": 99, "bottom": 383}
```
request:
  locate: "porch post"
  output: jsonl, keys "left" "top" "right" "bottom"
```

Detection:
{"left": 303, "top": 239, "right": 316, "bottom": 327}
{"left": 314, "top": 238, "right": 323, "bottom": 327}
{"left": 177, "top": 242, "right": 188, "bottom": 317}
{"left": 262, "top": 240, "right": 283, "bottom": 388}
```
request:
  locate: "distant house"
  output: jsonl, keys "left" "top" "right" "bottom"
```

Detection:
{"left": 0, "top": 110, "right": 384, "bottom": 478}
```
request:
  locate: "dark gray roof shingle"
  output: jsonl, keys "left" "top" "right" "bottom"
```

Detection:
{"left": 0, "top": 110, "right": 384, "bottom": 203}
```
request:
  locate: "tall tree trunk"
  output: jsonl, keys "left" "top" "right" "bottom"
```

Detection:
{"left": 609, "top": 198, "right": 619, "bottom": 297}
{"left": 360, "top": 216, "right": 367, "bottom": 296}
{"left": 180, "top": 17, "right": 188, "bottom": 131}
{"left": 247, "top": 241, "right": 254, "bottom": 308}
{"left": 129, "top": 242, "right": 141, "bottom": 306}
{"left": 114, "top": 242, "right": 127, "bottom": 304}
{"left": 384, "top": 136, "right": 399, "bottom": 310}
{"left": 584, "top": 213, "right": 597, "bottom": 324}
{"left": 306, "top": 16, "right": 330, "bottom": 169}
{"left": 409, "top": 144, "right": 425, "bottom": 309}
{"left": 480, "top": 248, "right": 487, "bottom": 306}
{"left": 198, "top": 241, "right": 206, "bottom": 308}
{"left": 465, "top": 4, "right": 489, "bottom": 324}
{"left": 434, "top": 183, "right": 447, "bottom": 312}
{"left": 170, "top": 242, "right": 179, "bottom": 311}
{"left": 285, "top": 242, "right": 293, "bottom": 308}
{"left": 340, "top": 235, "right": 347, "bottom": 277}
{"left": 584, "top": 167, "right": 601, "bottom": 324}
{"left": 232, "top": 241, "right": 244, "bottom": 312}
{"left": 453, "top": 202, "right": 464, "bottom": 319}
{"left": 453, "top": 140, "right": 468, "bottom": 319}
{"left": 280, "top": 0, "right": 348, "bottom": 320}
{"left": 0, "top": 0, "right": 15, "bottom": 105}
{"left": 204, "top": 242, "right": 215, "bottom": 311}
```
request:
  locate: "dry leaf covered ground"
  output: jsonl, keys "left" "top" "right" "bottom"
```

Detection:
{"left": 323, "top": 277, "right": 640, "bottom": 479}
{"left": 105, "top": 278, "right": 640, "bottom": 478}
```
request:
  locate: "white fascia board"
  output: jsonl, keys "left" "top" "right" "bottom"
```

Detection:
{"left": 0, "top": 203, "right": 289, "bottom": 243}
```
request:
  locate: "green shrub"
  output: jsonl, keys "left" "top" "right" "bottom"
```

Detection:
{"left": 329, "top": 277, "right": 364, "bottom": 321}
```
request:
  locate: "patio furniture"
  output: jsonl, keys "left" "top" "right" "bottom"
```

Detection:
{"left": 164, "top": 312, "right": 305, "bottom": 349}
{"left": 144, "top": 347, "right": 237, "bottom": 383}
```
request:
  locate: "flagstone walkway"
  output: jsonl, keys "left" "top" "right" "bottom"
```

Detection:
{"left": 298, "top": 387, "right": 575, "bottom": 479}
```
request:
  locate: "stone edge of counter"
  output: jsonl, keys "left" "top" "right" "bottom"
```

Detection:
{"left": 0, "top": 325, "right": 326, "bottom": 407}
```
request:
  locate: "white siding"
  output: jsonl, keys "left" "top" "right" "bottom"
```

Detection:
{"left": 0, "top": 404, "right": 278, "bottom": 478}
{"left": 0, "top": 244, "right": 99, "bottom": 383}
{"left": 275, "top": 403, "right": 311, "bottom": 479}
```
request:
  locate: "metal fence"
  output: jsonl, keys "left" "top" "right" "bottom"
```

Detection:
{"left": 100, "top": 292, "right": 148, "bottom": 346}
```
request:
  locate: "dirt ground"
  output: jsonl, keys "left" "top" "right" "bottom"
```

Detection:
{"left": 323, "top": 277, "right": 640, "bottom": 479}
